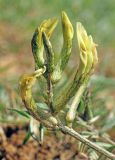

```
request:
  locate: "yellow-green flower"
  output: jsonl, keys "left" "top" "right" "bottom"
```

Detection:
{"left": 77, "top": 22, "right": 98, "bottom": 76}
{"left": 66, "top": 23, "right": 98, "bottom": 123}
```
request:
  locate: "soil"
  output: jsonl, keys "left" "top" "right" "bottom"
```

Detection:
{"left": 0, "top": 125, "right": 88, "bottom": 160}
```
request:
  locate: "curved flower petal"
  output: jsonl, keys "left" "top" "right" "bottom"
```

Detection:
{"left": 76, "top": 22, "right": 98, "bottom": 76}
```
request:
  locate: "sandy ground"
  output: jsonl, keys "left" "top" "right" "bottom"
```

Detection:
{"left": 0, "top": 125, "right": 89, "bottom": 160}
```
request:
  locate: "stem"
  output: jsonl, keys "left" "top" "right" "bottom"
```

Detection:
{"left": 58, "top": 124, "right": 115, "bottom": 160}
{"left": 42, "top": 32, "right": 54, "bottom": 113}
{"left": 54, "top": 75, "right": 86, "bottom": 114}
{"left": 42, "top": 32, "right": 54, "bottom": 73}
{"left": 47, "top": 74, "right": 54, "bottom": 113}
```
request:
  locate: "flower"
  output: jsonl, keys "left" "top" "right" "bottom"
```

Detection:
{"left": 77, "top": 22, "right": 98, "bottom": 76}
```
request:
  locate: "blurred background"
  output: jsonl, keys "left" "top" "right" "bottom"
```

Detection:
{"left": 0, "top": 0, "right": 115, "bottom": 77}
{"left": 0, "top": 0, "right": 115, "bottom": 159}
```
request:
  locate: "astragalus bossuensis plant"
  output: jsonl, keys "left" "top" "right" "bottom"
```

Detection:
{"left": 19, "top": 12, "right": 115, "bottom": 159}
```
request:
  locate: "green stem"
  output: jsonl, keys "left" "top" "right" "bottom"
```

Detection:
{"left": 54, "top": 75, "right": 87, "bottom": 114}
{"left": 46, "top": 74, "right": 54, "bottom": 113}
{"left": 58, "top": 124, "right": 115, "bottom": 160}
{"left": 42, "top": 32, "right": 54, "bottom": 113}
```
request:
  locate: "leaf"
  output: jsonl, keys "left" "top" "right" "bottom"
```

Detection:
{"left": 8, "top": 108, "right": 30, "bottom": 119}
{"left": 90, "top": 75, "right": 115, "bottom": 88}
{"left": 88, "top": 148, "right": 98, "bottom": 160}
{"left": 100, "top": 117, "right": 115, "bottom": 133}
{"left": 95, "top": 142, "right": 115, "bottom": 154}
{"left": 77, "top": 99, "right": 85, "bottom": 116}
{"left": 95, "top": 142, "right": 113, "bottom": 149}
{"left": 23, "top": 130, "right": 32, "bottom": 144}
{"left": 36, "top": 103, "right": 49, "bottom": 110}
{"left": 107, "top": 145, "right": 115, "bottom": 152}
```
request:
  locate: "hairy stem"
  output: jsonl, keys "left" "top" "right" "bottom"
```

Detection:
{"left": 58, "top": 124, "right": 115, "bottom": 160}
{"left": 46, "top": 74, "right": 54, "bottom": 113}
{"left": 42, "top": 32, "right": 54, "bottom": 113}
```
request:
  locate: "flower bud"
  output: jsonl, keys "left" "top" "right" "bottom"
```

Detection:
{"left": 51, "top": 12, "right": 74, "bottom": 83}
{"left": 76, "top": 22, "right": 98, "bottom": 78}
{"left": 31, "top": 18, "right": 58, "bottom": 68}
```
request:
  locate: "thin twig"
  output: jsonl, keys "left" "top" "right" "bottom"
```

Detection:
{"left": 58, "top": 124, "right": 115, "bottom": 160}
